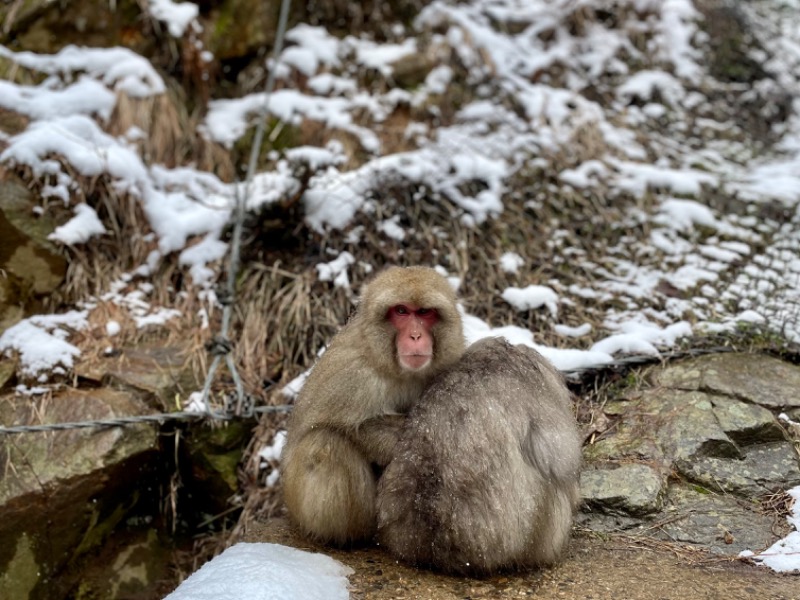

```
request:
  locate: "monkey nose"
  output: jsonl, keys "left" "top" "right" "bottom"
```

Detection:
{"left": 410, "top": 332, "right": 421, "bottom": 340}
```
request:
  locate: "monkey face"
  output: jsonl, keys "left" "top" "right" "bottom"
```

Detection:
{"left": 387, "top": 303, "right": 439, "bottom": 371}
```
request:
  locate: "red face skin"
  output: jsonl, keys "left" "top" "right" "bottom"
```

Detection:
{"left": 387, "top": 303, "right": 439, "bottom": 371}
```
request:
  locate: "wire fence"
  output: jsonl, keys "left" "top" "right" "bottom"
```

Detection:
{"left": 0, "top": 347, "right": 737, "bottom": 435}
{"left": 0, "top": 405, "right": 293, "bottom": 435}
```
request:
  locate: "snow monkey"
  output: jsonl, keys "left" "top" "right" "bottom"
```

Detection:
{"left": 281, "top": 266, "right": 466, "bottom": 545}
{"left": 377, "top": 336, "right": 582, "bottom": 574}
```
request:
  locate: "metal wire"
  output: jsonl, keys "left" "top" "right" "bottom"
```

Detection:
{"left": 0, "top": 405, "right": 293, "bottom": 435}
{"left": 198, "top": 0, "right": 293, "bottom": 417}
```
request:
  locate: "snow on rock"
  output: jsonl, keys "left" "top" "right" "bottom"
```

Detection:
{"left": 0, "top": 311, "right": 89, "bottom": 377}
{"left": 164, "top": 543, "right": 353, "bottom": 600}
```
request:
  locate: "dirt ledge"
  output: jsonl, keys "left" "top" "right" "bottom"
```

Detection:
{"left": 243, "top": 518, "right": 799, "bottom": 600}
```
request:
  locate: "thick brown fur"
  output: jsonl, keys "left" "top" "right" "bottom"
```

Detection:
{"left": 281, "top": 266, "right": 465, "bottom": 545}
{"left": 377, "top": 337, "right": 582, "bottom": 574}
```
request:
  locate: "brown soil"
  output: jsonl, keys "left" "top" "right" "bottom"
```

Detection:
{"left": 244, "top": 519, "right": 799, "bottom": 600}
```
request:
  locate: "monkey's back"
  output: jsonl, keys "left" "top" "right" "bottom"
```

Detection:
{"left": 377, "top": 337, "right": 582, "bottom": 574}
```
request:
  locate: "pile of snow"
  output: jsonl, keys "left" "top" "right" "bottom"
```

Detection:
{"left": 741, "top": 484, "right": 800, "bottom": 574}
{"left": 0, "top": 311, "right": 88, "bottom": 379}
{"left": 164, "top": 543, "right": 352, "bottom": 600}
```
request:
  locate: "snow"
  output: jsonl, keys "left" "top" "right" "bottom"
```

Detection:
{"left": 1, "top": 0, "right": 797, "bottom": 388}
{"left": 284, "top": 25, "right": 342, "bottom": 71}
{"left": 499, "top": 252, "right": 524, "bottom": 274}
{"left": 316, "top": 252, "right": 356, "bottom": 289}
{"left": 459, "top": 308, "right": 614, "bottom": 373}
{"left": 0, "top": 312, "right": 88, "bottom": 377}
{"left": 164, "top": 543, "right": 353, "bottom": 600}
{"left": 302, "top": 146, "right": 506, "bottom": 232}
{"left": 259, "top": 431, "right": 287, "bottom": 463}
{"left": 203, "top": 90, "right": 380, "bottom": 153}
{"left": 0, "top": 78, "right": 117, "bottom": 121}
{"left": 148, "top": 0, "right": 199, "bottom": 38}
{"left": 616, "top": 70, "right": 685, "bottom": 106}
{"left": 105, "top": 321, "right": 121, "bottom": 336}
{"left": 259, "top": 431, "right": 287, "bottom": 488}
{"left": 377, "top": 216, "right": 407, "bottom": 241}
{"left": 49, "top": 204, "right": 107, "bottom": 245}
{"left": 351, "top": 38, "right": 417, "bottom": 75}
{"left": 743, "top": 485, "right": 800, "bottom": 574}
{"left": 0, "top": 45, "right": 165, "bottom": 97}
{"left": 555, "top": 323, "right": 592, "bottom": 338}
{"left": 502, "top": 285, "right": 559, "bottom": 318}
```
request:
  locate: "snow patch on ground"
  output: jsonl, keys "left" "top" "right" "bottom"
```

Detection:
{"left": 164, "top": 543, "right": 353, "bottom": 600}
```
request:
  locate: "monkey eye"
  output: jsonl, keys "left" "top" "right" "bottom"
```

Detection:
{"left": 416, "top": 308, "right": 431, "bottom": 316}
{"left": 394, "top": 305, "right": 409, "bottom": 315}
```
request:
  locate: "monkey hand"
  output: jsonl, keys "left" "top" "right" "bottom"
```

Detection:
{"left": 351, "top": 414, "right": 406, "bottom": 468}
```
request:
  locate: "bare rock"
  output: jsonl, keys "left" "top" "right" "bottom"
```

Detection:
{"left": 75, "top": 345, "right": 200, "bottom": 411}
{"left": 0, "top": 388, "right": 159, "bottom": 597}
{"left": 581, "top": 352, "right": 800, "bottom": 558}
{"left": 657, "top": 483, "right": 792, "bottom": 556}
{"left": 654, "top": 353, "right": 800, "bottom": 410}
{"left": 580, "top": 463, "right": 665, "bottom": 517}
{"left": 653, "top": 390, "right": 742, "bottom": 461}
{"left": 0, "top": 175, "right": 67, "bottom": 335}
{"left": 711, "top": 396, "right": 785, "bottom": 444}
{"left": 677, "top": 442, "right": 800, "bottom": 497}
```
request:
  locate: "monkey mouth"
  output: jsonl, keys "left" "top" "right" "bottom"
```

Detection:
{"left": 399, "top": 353, "right": 432, "bottom": 370}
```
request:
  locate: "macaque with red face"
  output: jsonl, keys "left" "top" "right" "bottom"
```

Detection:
{"left": 281, "top": 266, "right": 465, "bottom": 545}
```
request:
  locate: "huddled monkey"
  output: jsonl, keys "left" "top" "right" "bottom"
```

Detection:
{"left": 377, "top": 336, "right": 582, "bottom": 574}
{"left": 282, "top": 266, "right": 582, "bottom": 573}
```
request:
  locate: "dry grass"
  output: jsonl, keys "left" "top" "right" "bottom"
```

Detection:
{"left": 108, "top": 89, "right": 235, "bottom": 180}
{"left": 760, "top": 490, "right": 796, "bottom": 522}
{"left": 234, "top": 265, "right": 343, "bottom": 390}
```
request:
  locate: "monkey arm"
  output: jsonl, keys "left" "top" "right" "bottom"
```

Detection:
{"left": 350, "top": 414, "right": 406, "bottom": 468}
